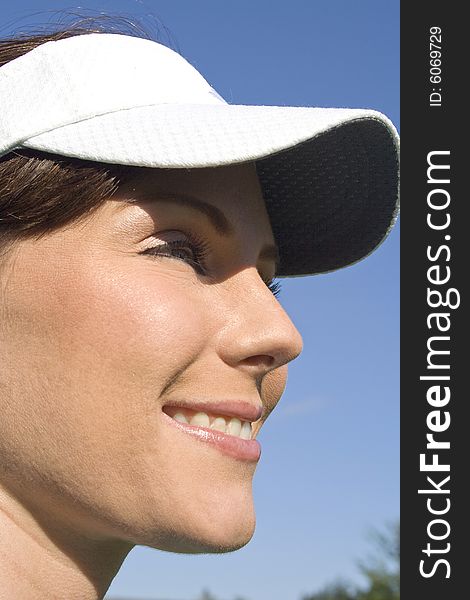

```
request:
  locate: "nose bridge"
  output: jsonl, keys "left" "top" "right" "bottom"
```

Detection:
{"left": 215, "top": 268, "right": 303, "bottom": 370}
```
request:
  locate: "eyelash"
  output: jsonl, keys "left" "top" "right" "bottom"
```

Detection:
{"left": 140, "top": 233, "right": 282, "bottom": 298}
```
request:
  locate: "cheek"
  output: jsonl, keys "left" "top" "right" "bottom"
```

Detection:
{"left": 1, "top": 252, "right": 219, "bottom": 541}
{"left": 52, "top": 260, "right": 211, "bottom": 411}
{"left": 0, "top": 253, "right": 209, "bottom": 484}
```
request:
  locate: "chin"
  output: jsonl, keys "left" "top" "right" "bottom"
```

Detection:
{"left": 160, "top": 518, "right": 256, "bottom": 555}
{"left": 188, "top": 509, "right": 257, "bottom": 555}
{"left": 140, "top": 492, "right": 257, "bottom": 555}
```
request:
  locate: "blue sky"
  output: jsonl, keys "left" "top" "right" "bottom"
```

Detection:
{"left": 1, "top": 2, "right": 399, "bottom": 599}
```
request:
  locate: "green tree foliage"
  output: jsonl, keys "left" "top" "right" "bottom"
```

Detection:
{"left": 197, "top": 590, "right": 219, "bottom": 600}
{"left": 196, "top": 589, "right": 250, "bottom": 600}
{"left": 301, "top": 521, "right": 400, "bottom": 600}
{"left": 301, "top": 581, "right": 356, "bottom": 600}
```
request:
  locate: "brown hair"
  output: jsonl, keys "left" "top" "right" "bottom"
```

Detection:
{"left": 0, "top": 12, "right": 176, "bottom": 255}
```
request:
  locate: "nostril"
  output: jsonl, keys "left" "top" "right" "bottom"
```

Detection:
{"left": 241, "top": 354, "right": 275, "bottom": 368}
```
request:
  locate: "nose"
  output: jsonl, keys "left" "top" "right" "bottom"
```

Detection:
{"left": 214, "top": 267, "right": 304, "bottom": 376}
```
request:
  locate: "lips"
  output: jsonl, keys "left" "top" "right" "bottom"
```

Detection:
{"left": 161, "top": 400, "right": 263, "bottom": 462}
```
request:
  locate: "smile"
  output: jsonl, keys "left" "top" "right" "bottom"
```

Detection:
{"left": 163, "top": 405, "right": 253, "bottom": 440}
{"left": 162, "top": 404, "right": 262, "bottom": 462}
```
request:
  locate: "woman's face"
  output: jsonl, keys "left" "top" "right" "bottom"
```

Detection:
{"left": 0, "top": 163, "right": 303, "bottom": 555}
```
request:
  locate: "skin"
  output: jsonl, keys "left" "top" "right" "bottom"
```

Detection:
{"left": 0, "top": 162, "right": 303, "bottom": 599}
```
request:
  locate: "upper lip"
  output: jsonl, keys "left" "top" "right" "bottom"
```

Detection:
{"left": 162, "top": 399, "right": 264, "bottom": 423}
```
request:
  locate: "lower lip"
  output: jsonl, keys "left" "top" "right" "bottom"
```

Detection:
{"left": 161, "top": 410, "right": 261, "bottom": 462}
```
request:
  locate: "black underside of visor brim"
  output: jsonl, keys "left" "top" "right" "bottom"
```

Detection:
{"left": 256, "top": 118, "right": 399, "bottom": 277}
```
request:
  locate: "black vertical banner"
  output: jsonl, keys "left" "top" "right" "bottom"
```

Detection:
{"left": 401, "top": 3, "right": 465, "bottom": 599}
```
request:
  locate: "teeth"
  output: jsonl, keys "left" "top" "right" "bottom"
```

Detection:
{"left": 170, "top": 410, "right": 253, "bottom": 440}
{"left": 211, "top": 416, "right": 227, "bottom": 432}
{"left": 240, "top": 421, "right": 252, "bottom": 440}
{"left": 173, "top": 412, "right": 189, "bottom": 424}
{"left": 189, "top": 412, "right": 210, "bottom": 427}
{"left": 227, "top": 417, "right": 242, "bottom": 437}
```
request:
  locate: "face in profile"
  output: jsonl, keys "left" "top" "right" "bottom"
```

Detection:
{"left": 0, "top": 162, "right": 303, "bottom": 558}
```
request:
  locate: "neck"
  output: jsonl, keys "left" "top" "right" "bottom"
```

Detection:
{"left": 0, "top": 480, "right": 132, "bottom": 600}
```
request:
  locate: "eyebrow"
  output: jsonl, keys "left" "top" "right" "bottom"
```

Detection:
{"left": 123, "top": 192, "right": 281, "bottom": 270}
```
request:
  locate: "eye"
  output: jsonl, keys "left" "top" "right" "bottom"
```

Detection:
{"left": 139, "top": 233, "right": 282, "bottom": 297}
{"left": 139, "top": 233, "right": 209, "bottom": 275}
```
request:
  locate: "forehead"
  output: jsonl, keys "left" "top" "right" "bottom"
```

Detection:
{"left": 115, "top": 162, "right": 271, "bottom": 226}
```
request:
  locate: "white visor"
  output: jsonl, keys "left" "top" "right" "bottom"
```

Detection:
{"left": 0, "top": 33, "right": 400, "bottom": 276}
